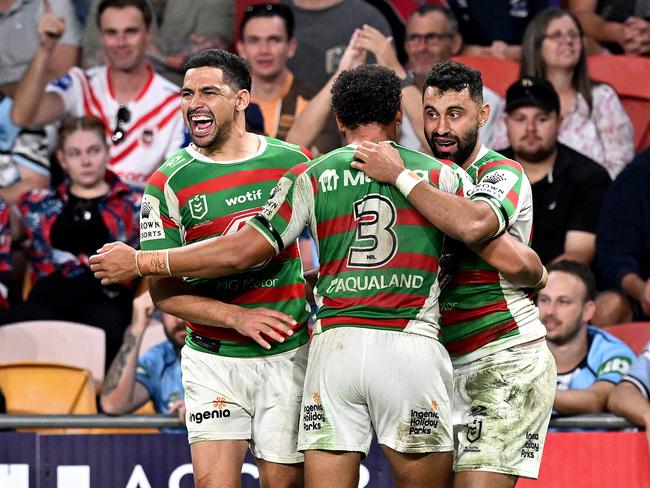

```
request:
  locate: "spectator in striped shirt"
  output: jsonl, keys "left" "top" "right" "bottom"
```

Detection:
{"left": 11, "top": 0, "right": 187, "bottom": 187}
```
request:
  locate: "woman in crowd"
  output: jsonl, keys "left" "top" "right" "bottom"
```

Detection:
{"left": 5, "top": 116, "right": 141, "bottom": 368}
{"left": 492, "top": 7, "right": 634, "bottom": 178}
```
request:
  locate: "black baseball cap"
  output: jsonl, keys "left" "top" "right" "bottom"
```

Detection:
{"left": 505, "top": 77, "right": 560, "bottom": 114}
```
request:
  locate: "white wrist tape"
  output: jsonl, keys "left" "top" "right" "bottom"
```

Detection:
{"left": 395, "top": 169, "right": 423, "bottom": 198}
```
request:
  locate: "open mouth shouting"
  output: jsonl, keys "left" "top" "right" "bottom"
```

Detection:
{"left": 189, "top": 111, "right": 215, "bottom": 138}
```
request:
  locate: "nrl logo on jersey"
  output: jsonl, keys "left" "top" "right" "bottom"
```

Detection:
{"left": 189, "top": 194, "right": 208, "bottom": 219}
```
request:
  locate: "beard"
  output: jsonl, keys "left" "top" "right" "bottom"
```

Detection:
{"left": 427, "top": 125, "right": 479, "bottom": 166}
{"left": 189, "top": 117, "right": 232, "bottom": 151}
{"left": 513, "top": 142, "right": 556, "bottom": 164}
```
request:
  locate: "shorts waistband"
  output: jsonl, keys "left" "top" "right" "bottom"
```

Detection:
{"left": 187, "top": 330, "right": 222, "bottom": 353}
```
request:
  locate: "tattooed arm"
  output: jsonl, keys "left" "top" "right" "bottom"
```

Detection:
{"left": 100, "top": 292, "right": 154, "bottom": 414}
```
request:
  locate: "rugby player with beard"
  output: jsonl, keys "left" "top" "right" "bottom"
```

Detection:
{"left": 111, "top": 48, "right": 312, "bottom": 488}
{"left": 351, "top": 61, "right": 556, "bottom": 488}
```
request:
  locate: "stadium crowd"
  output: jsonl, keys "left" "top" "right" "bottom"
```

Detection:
{"left": 1, "top": 0, "right": 650, "bottom": 486}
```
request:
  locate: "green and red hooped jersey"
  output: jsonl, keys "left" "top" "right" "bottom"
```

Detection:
{"left": 439, "top": 145, "right": 546, "bottom": 365}
{"left": 248, "top": 142, "right": 465, "bottom": 340}
{"left": 140, "top": 136, "right": 312, "bottom": 358}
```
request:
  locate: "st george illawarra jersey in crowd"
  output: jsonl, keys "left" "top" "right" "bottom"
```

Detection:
{"left": 439, "top": 145, "right": 546, "bottom": 365}
{"left": 140, "top": 136, "right": 312, "bottom": 358}
{"left": 249, "top": 141, "right": 466, "bottom": 340}
{"left": 47, "top": 65, "right": 188, "bottom": 186}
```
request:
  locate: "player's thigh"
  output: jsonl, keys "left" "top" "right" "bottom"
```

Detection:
{"left": 381, "top": 445, "right": 453, "bottom": 488}
{"left": 181, "top": 346, "right": 255, "bottom": 444}
{"left": 304, "top": 450, "right": 362, "bottom": 488}
{"left": 453, "top": 340, "right": 556, "bottom": 480}
{"left": 453, "top": 470, "right": 517, "bottom": 488}
{"left": 257, "top": 459, "right": 304, "bottom": 488}
{"left": 251, "top": 344, "right": 309, "bottom": 464}
{"left": 298, "top": 329, "right": 371, "bottom": 454}
{"left": 190, "top": 439, "right": 248, "bottom": 488}
{"left": 368, "top": 332, "right": 454, "bottom": 455}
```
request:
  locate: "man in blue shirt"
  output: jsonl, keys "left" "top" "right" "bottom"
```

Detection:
{"left": 608, "top": 341, "right": 650, "bottom": 449}
{"left": 538, "top": 260, "right": 635, "bottom": 415}
{"left": 100, "top": 292, "right": 185, "bottom": 430}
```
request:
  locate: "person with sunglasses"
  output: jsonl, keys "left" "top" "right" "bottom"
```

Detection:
{"left": 1, "top": 115, "right": 141, "bottom": 371}
{"left": 11, "top": 0, "right": 187, "bottom": 187}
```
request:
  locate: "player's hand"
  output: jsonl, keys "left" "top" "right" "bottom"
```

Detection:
{"left": 230, "top": 306, "right": 297, "bottom": 350}
{"left": 168, "top": 399, "right": 186, "bottom": 424}
{"left": 352, "top": 141, "right": 405, "bottom": 184}
{"left": 355, "top": 25, "right": 402, "bottom": 74}
{"left": 89, "top": 241, "right": 139, "bottom": 285}
{"left": 38, "top": 0, "right": 65, "bottom": 52}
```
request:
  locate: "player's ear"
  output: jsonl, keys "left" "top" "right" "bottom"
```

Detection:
{"left": 478, "top": 103, "right": 490, "bottom": 128}
{"left": 235, "top": 89, "right": 250, "bottom": 113}
{"left": 334, "top": 115, "right": 345, "bottom": 132}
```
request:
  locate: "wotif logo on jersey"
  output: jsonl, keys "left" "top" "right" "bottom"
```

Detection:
{"left": 225, "top": 189, "right": 263, "bottom": 207}
{"left": 189, "top": 194, "right": 208, "bottom": 219}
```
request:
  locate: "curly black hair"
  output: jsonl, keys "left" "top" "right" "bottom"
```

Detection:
{"left": 183, "top": 49, "right": 252, "bottom": 93}
{"left": 330, "top": 65, "right": 402, "bottom": 130}
{"left": 425, "top": 61, "right": 483, "bottom": 104}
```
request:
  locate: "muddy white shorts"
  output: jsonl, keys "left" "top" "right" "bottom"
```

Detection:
{"left": 297, "top": 327, "right": 453, "bottom": 456}
{"left": 452, "top": 340, "right": 556, "bottom": 479}
{"left": 181, "top": 343, "right": 309, "bottom": 463}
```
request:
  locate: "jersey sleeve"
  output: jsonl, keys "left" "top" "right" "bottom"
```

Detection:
{"left": 139, "top": 172, "right": 183, "bottom": 251}
{"left": 593, "top": 339, "right": 635, "bottom": 385}
{"left": 45, "top": 68, "right": 84, "bottom": 116}
{"left": 247, "top": 163, "right": 314, "bottom": 254}
{"left": 439, "top": 163, "right": 474, "bottom": 197}
{"left": 622, "top": 342, "right": 650, "bottom": 399}
{"left": 470, "top": 159, "right": 527, "bottom": 236}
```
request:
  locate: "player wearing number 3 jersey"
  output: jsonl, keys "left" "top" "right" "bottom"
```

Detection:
{"left": 90, "top": 64, "right": 544, "bottom": 488}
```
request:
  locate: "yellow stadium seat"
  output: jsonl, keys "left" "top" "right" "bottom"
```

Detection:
{"left": 0, "top": 362, "right": 97, "bottom": 433}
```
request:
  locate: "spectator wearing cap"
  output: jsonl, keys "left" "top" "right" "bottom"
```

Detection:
{"left": 500, "top": 77, "right": 610, "bottom": 267}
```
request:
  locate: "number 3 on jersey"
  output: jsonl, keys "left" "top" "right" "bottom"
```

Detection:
{"left": 347, "top": 194, "right": 398, "bottom": 268}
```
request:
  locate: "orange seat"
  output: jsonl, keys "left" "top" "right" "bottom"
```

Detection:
{"left": 451, "top": 55, "right": 520, "bottom": 98}
{"left": 0, "top": 362, "right": 97, "bottom": 433}
{"left": 601, "top": 322, "right": 650, "bottom": 355}
{"left": 588, "top": 55, "right": 650, "bottom": 152}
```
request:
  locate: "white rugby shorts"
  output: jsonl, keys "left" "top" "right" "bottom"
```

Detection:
{"left": 298, "top": 327, "right": 453, "bottom": 455}
{"left": 181, "top": 343, "right": 309, "bottom": 464}
{"left": 452, "top": 340, "right": 556, "bottom": 478}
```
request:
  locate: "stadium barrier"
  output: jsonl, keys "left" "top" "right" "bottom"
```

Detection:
{"left": 1, "top": 414, "right": 648, "bottom": 488}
